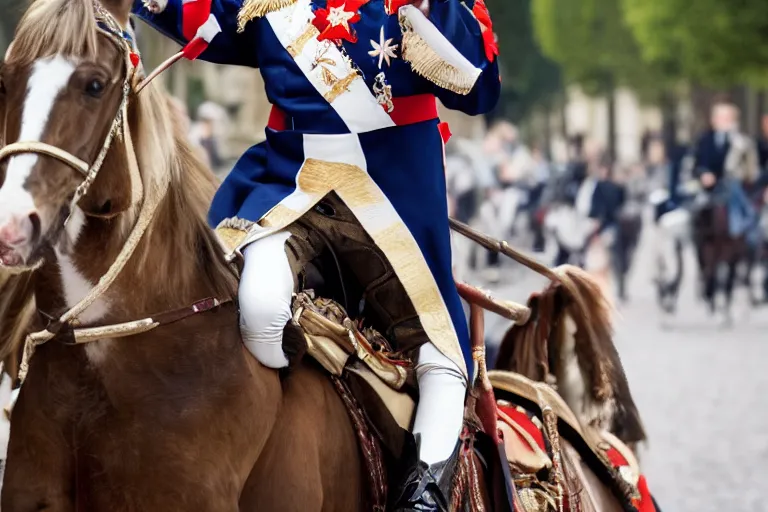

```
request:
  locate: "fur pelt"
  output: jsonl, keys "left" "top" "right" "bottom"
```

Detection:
{"left": 495, "top": 265, "right": 646, "bottom": 445}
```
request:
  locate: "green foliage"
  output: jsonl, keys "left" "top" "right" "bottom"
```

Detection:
{"left": 532, "top": 0, "right": 672, "bottom": 100}
{"left": 0, "top": 0, "right": 25, "bottom": 55}
{"left": 623, "top": 0, "right": 768, "bottom": 87}
{"left": 486, "top": 0, "right": 563, "bottom": 121}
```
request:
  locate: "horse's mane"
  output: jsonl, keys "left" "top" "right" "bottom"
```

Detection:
{"left": 130, "top": 86, "right": 239, "bottom": 302}
{"left": 0, "top": 271, "right": 35, "bottom": 379}
{"left": 9, "top": 0, "right": 101, "bottom": 67}
{"left": 495, "top": 265, "right": 647, "bottom": 446}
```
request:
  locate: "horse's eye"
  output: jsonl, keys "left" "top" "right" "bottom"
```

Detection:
{"left": 85, "top": 78, "right": 105, "bottom": 98}
{"left": 0, "top": 78, "right": 6, "bottom": 96}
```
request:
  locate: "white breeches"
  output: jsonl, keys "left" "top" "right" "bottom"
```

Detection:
{"left": 239, "top": 230, "right": 467, "bottom": 464}
{"left": 239, "top": 231, "right": 293, "bottom": 369}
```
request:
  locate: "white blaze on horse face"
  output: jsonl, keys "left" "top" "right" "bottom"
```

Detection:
{"left": 0, "top": 56, "right": 76, "bottom": 231}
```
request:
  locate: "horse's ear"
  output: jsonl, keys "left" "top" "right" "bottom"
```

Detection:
{"left": 77, "top": 136, "right": 134, "bottom": 219}
{"left": 101, "top": 0, "right": 134, "bottom": 27}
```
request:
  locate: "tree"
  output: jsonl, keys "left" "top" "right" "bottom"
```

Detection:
{"left": 532, "top": 0, "right": 674, "bottom": 157}
{"left": 0, "top": 0, "right": 25, "bottom": 56}
{"left": 623, "top": 0, "right": 768, "bottom": 88}
{"left": 486, "top": 0, "right": 563, "bottom": 124}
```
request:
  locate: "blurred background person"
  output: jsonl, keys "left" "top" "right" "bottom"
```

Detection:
{"left": 190, "top": 101, "right": 229, "bottom": 174}
{"left": 692, "top": 100, "right": 758, "bottom": 240}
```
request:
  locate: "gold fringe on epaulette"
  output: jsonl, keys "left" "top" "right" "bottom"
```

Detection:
{"left": 399, "top": 21, "right": 477, "bottom": 95}
{"left": 237, "top": 0, "right": 297, "bottom": 32}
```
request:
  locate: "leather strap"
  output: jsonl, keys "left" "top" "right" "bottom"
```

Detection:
{"left": 61, "top": 297, "right": 233, "bottom": 345}
{"left": 0, "top": 142, "right": 89, "bottom": 176}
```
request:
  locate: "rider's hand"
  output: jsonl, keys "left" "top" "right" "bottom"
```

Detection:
{"left": 700, "top": 172, "right": 716, "bottom": 188}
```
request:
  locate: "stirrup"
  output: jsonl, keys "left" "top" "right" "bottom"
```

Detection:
{"left": 393, "top": 435, "right": 460, "bottom": 512}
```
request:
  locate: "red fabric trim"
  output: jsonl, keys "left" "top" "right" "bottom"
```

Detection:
{"left": 497, "top": 404, "right": 546, "bottom": 450}
{"left": 267, "top": 94, "right": 439, "bottom": 131}
{"left": 604, "top": 447, "right": 628, "bottom": 468}
{"left": 182, "top": 38, "right": 209, "bottom": 60}
{"left": 267, "top": 106, "right": 289, "bottom": 132}
{"left": 182, "top": 0, "right": 212, "bottom": 41}
{"left": 635, "top": 475, "right": 656, "bottom": 512}
{"left": 472, "top": 0, "right": 498, "bottom": 62}
{"left": 438, "top": 122, "right": 452, "bottom": 143}
{"left": 606, "top": 448, "right": 657, "bottom": 512}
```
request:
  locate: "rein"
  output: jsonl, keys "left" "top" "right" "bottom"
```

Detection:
{"left": 0, "top": 4, "right": 208, "bottom": 383}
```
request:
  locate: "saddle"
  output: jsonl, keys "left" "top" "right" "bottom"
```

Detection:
{"left": 491, "top": 371, "right": 655, "bottom": 512}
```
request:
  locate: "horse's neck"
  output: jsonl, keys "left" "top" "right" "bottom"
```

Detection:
{"left": 59, "top": 179, "right": 235, "bottom": 327}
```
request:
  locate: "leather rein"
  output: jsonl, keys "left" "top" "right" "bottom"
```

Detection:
{"left": 0, "top": 5, "right": 226, "bottom": 383}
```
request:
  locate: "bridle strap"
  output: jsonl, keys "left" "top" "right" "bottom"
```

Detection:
{"left": 0, "top": 142, "right": 90, "bottom": 176}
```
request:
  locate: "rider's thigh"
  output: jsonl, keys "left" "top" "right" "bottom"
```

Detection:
{"left": 239, "top": 231, "right": 294, "bottom": 367}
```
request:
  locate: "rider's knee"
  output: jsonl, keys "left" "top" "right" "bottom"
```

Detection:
{"left": 238, "top": 232, "right": 294, "bottom": 368}
{"left": 415, "top": 343, "right": 467, "bottom": 388}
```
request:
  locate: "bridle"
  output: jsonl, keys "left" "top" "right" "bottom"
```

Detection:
{"left": 0, "top": 3, "right": 217, "bottom": 382}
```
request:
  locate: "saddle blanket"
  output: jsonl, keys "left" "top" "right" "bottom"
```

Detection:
{"left": 497, "top": 402, "right": 656, "bottom": 512}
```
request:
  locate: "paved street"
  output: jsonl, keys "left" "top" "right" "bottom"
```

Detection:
{"left": 479, "top": 223, "right": 768, "bottom": 512}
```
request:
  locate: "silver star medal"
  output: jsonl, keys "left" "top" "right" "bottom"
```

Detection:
{"left": 368, "top": 27, "right": 398, "bottom": 69}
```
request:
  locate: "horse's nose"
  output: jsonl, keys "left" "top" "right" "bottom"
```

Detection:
{"left": 0, "top": 210, "right": 38, "bottom": 248}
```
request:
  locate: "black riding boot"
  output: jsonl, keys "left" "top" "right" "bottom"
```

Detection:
{"left": 393, "top": 435, "right": 461, "bottom": 512}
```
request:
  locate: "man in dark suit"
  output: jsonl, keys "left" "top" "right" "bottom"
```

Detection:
{"left": 692, "top": 100, "right": 757, "bottom": 237}
{"left": 694, "top": 102, "right": 735, "bottom": 189}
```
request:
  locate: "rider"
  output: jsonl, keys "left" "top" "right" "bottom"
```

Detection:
{"left": 132, "top": 0, "right": 500, "bottom": 509}
{"left": 692, "top": 99, "right": 758, "bottom": 238}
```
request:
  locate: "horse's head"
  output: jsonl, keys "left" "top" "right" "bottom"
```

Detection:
{"left": 0, "top": 0, "right": 139, "bottom": 270}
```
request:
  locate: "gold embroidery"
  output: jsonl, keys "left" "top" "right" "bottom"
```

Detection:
{"left": 321, "top": 67, "right": 339, "bottom": 87}
{"left": 237, "top": 0, "right": 298, "bottom": 31}
{"left": 257, "top": 158, "right": 467, "bottom": 374}
{"left": 288, "top": 24, "right": 320, "bottom": 57}
{"left": 323, "top": 72, "right": 358, "bottom": 103}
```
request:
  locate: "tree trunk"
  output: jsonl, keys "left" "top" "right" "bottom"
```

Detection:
{"left": 607, "top": 88, "right": 617, "bottom": 163}
{"left": 660, "top": 91, "right": 678, "bottom": 151}
{"left": 559, "top": 94, "right": 568, "bottom": 140}
{"left": 744, "top": 86, "right": 759, "bottom": 138}
{"left": 543, "top": 102, "right": 552, "bottom": 155}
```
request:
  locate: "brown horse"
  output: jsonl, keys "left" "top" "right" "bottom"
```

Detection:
{"left": 692, "top": 200, "right": 750, "bottom": 324}
{"left": 0, "top": 0, "right": 364, "bottom": 509}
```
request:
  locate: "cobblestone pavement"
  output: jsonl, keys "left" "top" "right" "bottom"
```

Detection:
{"left": 481, "top": 227, "right": 768, "bottom": 512}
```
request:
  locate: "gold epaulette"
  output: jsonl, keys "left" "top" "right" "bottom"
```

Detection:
{"left": 237, "top": 0, "right": 297, "bottom": 31}
{"left": 398, "top": 5, "right": 481, "bottom": 95}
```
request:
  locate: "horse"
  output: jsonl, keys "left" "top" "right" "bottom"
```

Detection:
{"left": 691, "top": 196, "right": 750, "bottom": 324}
{"left": 491, "top": 265, "right": 654, "bottom": 511}
{"left": 0, "top": 0, "right": 366, "bottom": 509}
